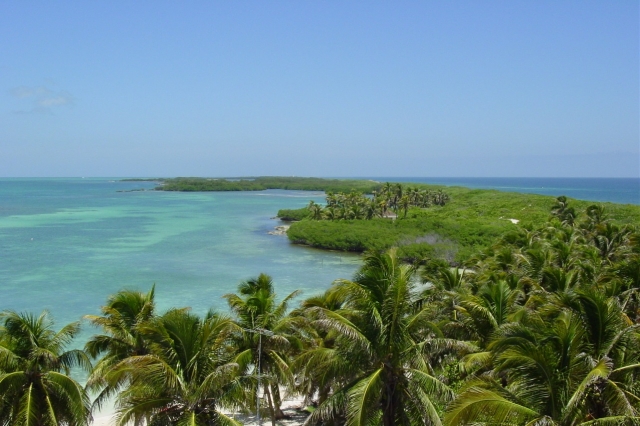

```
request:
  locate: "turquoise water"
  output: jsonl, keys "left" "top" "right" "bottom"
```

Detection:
{"left": 5, "top": 176, "right": 635, "bottom": 417}
{"left": 2, "top": 176, "right": 637, "bottom": 338}
{"left": 0, "top": 178, "right": 361, "bottom": 338}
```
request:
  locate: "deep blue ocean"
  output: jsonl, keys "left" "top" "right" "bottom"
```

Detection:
{"left": 363, "top": 177, "right": 640, "bottom": 205}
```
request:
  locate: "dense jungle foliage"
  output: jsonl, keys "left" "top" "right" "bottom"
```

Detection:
{"left": 1, "top": 199, "right": 639, "bottom": 425}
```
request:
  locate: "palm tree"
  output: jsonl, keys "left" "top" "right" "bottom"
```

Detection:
{"left": 441, "top": 201, "right": 640, "bottom": 425}
{"left": 224, "top": 274, "right": 303, "bottom": 425}
{"left": 348, "top": 204, "right": 364, "bottom": 220}
{"left": 363, "top": 199, "right": 378, "bottom": 220}
{"left": 307, "top": 201, "right": 324, "bottom": 220}
{"left": 388, "top": 183, "right": 403, "bottom": 214}
{"left": 323, "top": 206, "right": 338, "bottom": 221}
{"left": 592, "top": 223, "right": 631, "bottom": 263}
{"left": 420, "top": 264, "right": 470, "bottom": 327}
{"left": 292, "top": 289, "right": 348, "bottom": 409}
{"left": 457, "top": 280, "right": 522, "bottom": 348}
{"left": 583, "top": 204, "right": 608, "bottom": 230}
{"left": 325, "top": 192, "right": 337, "bottom": 208}
{"left": 305, "top": 249, "right": 452, "bottom": 426}
{"left": 111, "top": 309, "right": 245, "bottom": 426}
{"left": 399, "top": 195, "right": 411, "bottom": 218}
{"left": 433, "top": 190, "right": 450, "bottom": 206}
{"left": 551, "top": 195, "right": 577, "bottom": 226}
{"left": 84, "top": 286, "right": 157, "bottom": 410}
{"left": 616, "top": 256, "right": 640, "bottom": 321}
{"left": 0, "top": 310, "right": 92, "bottom": 426}
{"left": 378, "top": 200, "right": 389, "bottom": 218}
{"left": 445, "top": 292, "right": 640, "bottom": 425}
{"left": 381, "top": 182, "right": 393, "bottom": 199}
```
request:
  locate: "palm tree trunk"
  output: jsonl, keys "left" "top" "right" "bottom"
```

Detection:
{"left": 271, "top": 383, "right": 287, "bottom": 419}
{"left": 382, "top": 386, "right": 394, "bottom": 426}
{"left": 264, "top": 384, "right": 277, "bottom": 426}
{"left": 319, "top": 385, "right": 330, "bottom": 405}
{"left": 382, "top": 376, "right": 402, "bottom": 426}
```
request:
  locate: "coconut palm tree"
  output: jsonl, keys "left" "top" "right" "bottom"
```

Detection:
{"left": 0, "top": 310, "right": 92, "bottom": 426}
{"left": 363, "top": 199, "right": 378, "bottom": 220}
{"left": 444, "top": 202, "right": 640, "bottom": 425}
{"left": 84, "top": 286, "right": 157, "bottom": 410}
{"left": 583, "top": 204, "right": 609, "bottom": 231}
{"left": 445, "top": 292, "right": 640, "bottom": 425}
{"left": 456, "top": 280, "right": 522, "bottom": 348}
{"left": 592, "top": 223, "right": 631, "bottom": 263}
{"left": 551, "top": 196, "right": 577, "bottom": 226}
{"left": 111, "top": 309, "right": 245, "bottom": 426}
{"left": 433, "top": 190, "right": 450, "bottom": 207}
{"left": 307, "top": 201, "right": 324, "bottom": 220}
{"left": 305, "top": 249, "right": 453, "bottom": 426}
{"left": 224, "top": 274, "right": 303, "bottom": 425}
{"left": 323, "top": 206, "right": 339, "bottom": 221}
{"left": 291, "top": 289, "right": 349, "bottom": 410}
{"left": 399, "top": 195, "right": 411, "bottom": 218}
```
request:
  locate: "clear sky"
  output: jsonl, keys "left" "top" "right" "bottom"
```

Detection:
{"left": 1, "top": 1, "right": 638, "bottom": 177}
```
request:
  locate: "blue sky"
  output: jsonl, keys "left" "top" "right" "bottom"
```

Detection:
{"left": 1, "top": 1, "right": 638, "bottom": 177}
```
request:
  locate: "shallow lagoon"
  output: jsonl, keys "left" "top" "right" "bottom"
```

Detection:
{"left": 0, "top": 178, "right": 361, "bottom": 341}
{"left": 2, "top": 176, "right": 636, "bottom": 340}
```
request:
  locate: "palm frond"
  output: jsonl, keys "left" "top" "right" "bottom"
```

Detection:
{"left": 444, "top": 386, "right": 538, "bottom": 426}
{"left": 563, "top": 357, "right": 612, "bottom": 420}
{"left": 346, "top": 368, "right": 383, "bottom": 426}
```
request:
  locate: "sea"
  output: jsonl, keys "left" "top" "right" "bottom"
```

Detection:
{"left": 0, "top": 177, "right": 638, "bottom": 342}
{"left": 364, "top": 177, "right": 640, "bottom": 205}
{"left": 0, "top": 178, "right": 361, "bottom": 336}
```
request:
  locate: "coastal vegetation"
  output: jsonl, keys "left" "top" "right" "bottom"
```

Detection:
{"left": 142, "top": 177, "right": 381, "bottom": 193}
{"left": 282, "top": 186, "right": 640, "bottom": 263}
{"left": 1, "top": 198, "right": 639, "bottom": 425}
{"left": 125, "top": 176, "right": 640, "bottom": 264}
{"left": 278, "top": 183, "right": 453, "bottom": 260}
{"left": 304, "top": 183, "right": 450, "bottom": 221}
{"left": 0, "top": 311, "right": 92, "bottom": 425}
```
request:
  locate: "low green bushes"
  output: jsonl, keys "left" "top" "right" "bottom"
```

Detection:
{"left": 277, "top": 208, "right": 310, "bottom": 221}
{"left": 285, "top": 187, "right": 640, "bottom": 263}
{"left": 157, "top": 176, "right": 381, "bottom": 193}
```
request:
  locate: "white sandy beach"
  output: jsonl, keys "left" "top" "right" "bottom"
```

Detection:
{"left": 90, "top": 396, "right": 310, "bottom": 426}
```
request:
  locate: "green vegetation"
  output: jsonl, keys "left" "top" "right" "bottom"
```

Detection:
{"left": 276, "top": 183, "right": 453, "bottom": 260}
{"left": 134, "top": 176, "right": 640, "bottom": 265}
{"left": 297, "top": 250, "right": 452, "bottom": 425}
{"left": 434, "top": 203, "right": 640, "bottom": 425}
{"left": 153, "top": 176, "right": 381, "bottom": 193}
{"left": 0, "top": 311, "right": 92, "bottom": 426}
{"left": 287, "top": 218, "right": 453, "bottom": 260}
{"left": 287, "top": 187, "right": 640, "bottom": 263}
{"left": 2, "top": 187, "right": 640, "bottom": 425}
{"left": 224, "top": 273, "right": 302, "bottom": 422}
{"left": 303, "top": 183, "right": 450, "bottom": 221}
{"left": 276, "top": 208, "right": 310, "bottom": 222}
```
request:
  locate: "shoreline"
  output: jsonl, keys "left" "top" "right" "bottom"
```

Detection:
{"left": 90, "top": 395, "right": 310, "bottom": 426}
{"left": 119, "top": 176, "right": 640, "bottom": 205}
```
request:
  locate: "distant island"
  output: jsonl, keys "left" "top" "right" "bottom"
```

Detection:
{"left": 123, "top": 177, "right": 640, "bottom": 265}
{"left": 123, "top": 176, "right": 380, "bottom": 192}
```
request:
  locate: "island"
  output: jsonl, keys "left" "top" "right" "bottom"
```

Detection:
{"left": 126, "top": 176, "right": 640, "bottom": 265}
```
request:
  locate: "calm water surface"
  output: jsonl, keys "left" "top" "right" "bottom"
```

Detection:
{"left": 1, "top": 177, "right": 637, "bottom": 340}
{"left": 0, "top": 178, "right": 360, "bottom": 340}
{"left": 368, "top": 177, "right": 640, "bottom": 205}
